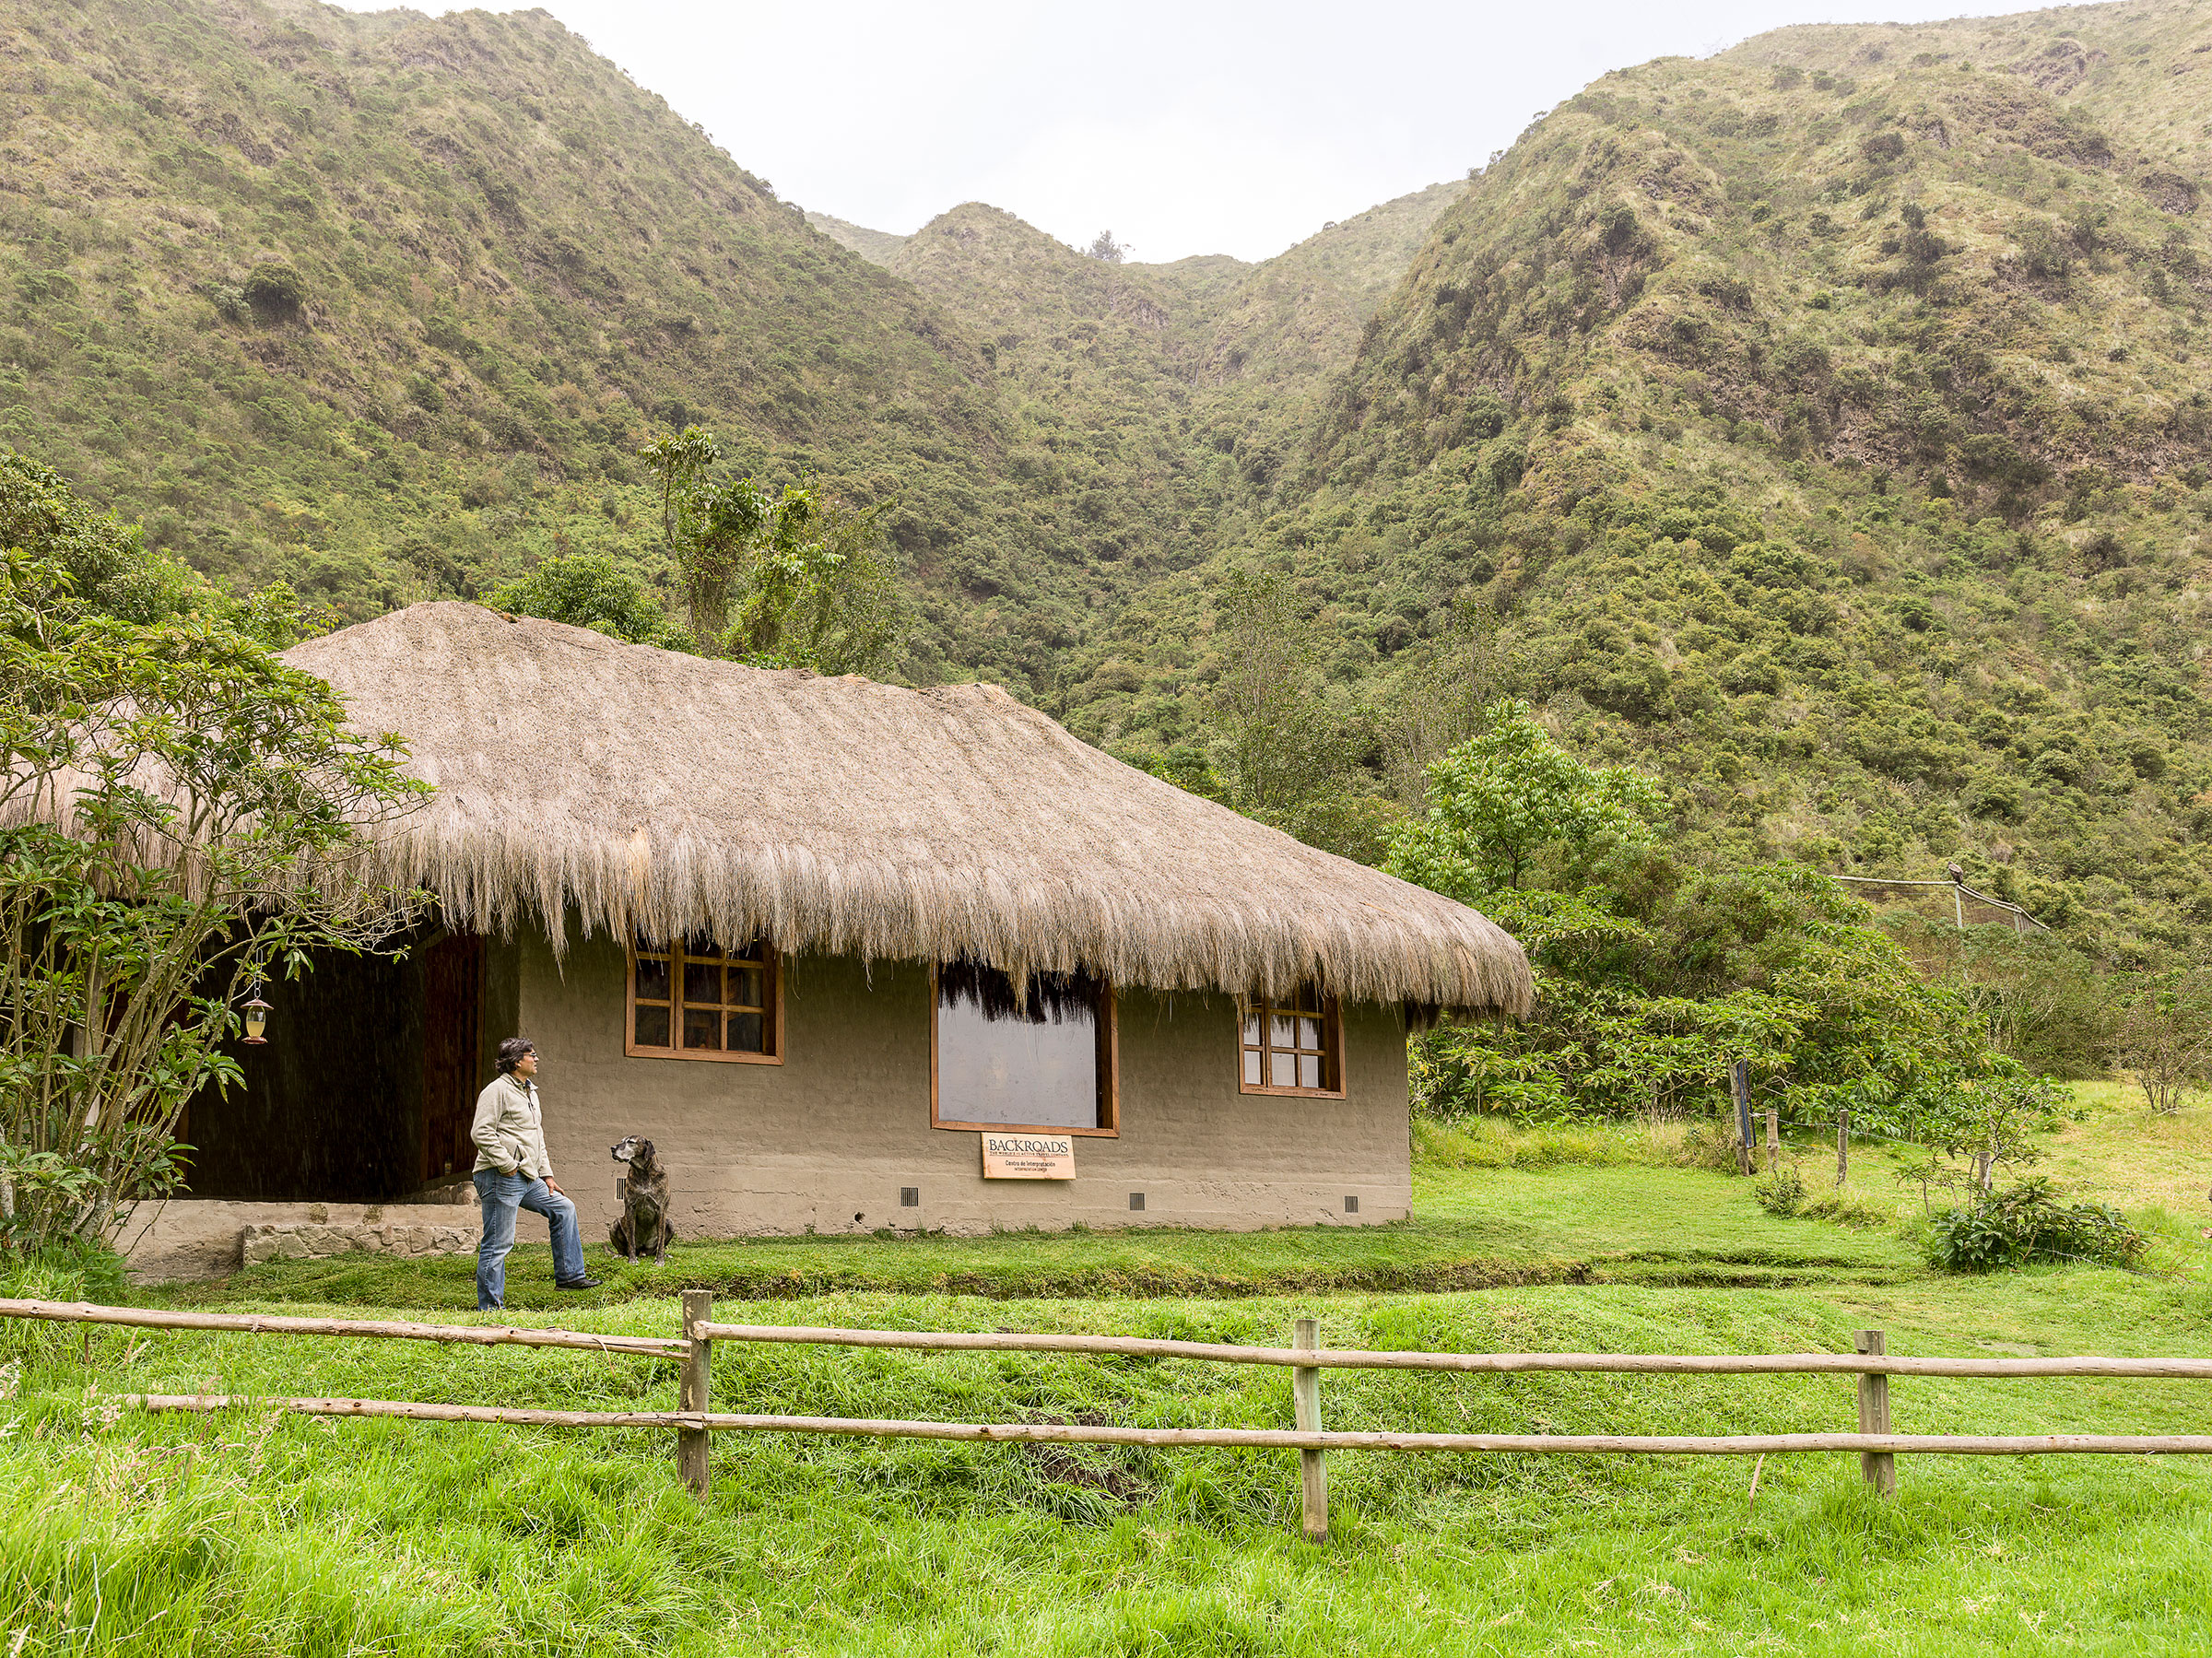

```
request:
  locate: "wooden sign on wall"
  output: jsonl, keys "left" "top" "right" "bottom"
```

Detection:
{"left": 981, "top": 1132, "right": 1076, "bottom": 1180}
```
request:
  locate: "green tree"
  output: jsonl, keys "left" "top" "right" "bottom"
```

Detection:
{"left": 2105, "top": 962, "right": 2212, "bottom": 1114}
{"left": 638, "top": 430, "right": 911, "bottom": 675}
{"left": 0, "top": 453, "right": 195, "bottom": 625}
{"left": 0, "top": 544, "right": 425, "bottom": 1253}
{"left": 491, "top": 552, "right": 676, "bottom": 646}
{"left": 1387, "top": 710, "right": 1995, "bottom": 1123}
{"left": 1385, "top": 699, "right": 1661, "bottom": 897}
{"left": 1208, "top": 567, "right": 1344, "bottom": 815}
{"left": 723, "top": 486, "right": 909, "bottom": 677}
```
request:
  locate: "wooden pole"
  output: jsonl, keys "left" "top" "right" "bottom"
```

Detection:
{"left": 1731, "top": 1061, "right": 1753, "bottom": 1176}
{"left": 0, "top": 1299, "right": 684, "bottom": 1356}
{"left": 695, "top": 1321, "right": 2212, "bottom": 1378}
{"left": 678, "top": 1289, "right": 712, "bottom": 1499}
{"left": 1765, "top": 1106, "right": 1779, "bottom": 1172}
{"left": 1836, "top": 1105, "right": 1849, "bottom": 1187}
{"left": 117, "top": 1395, "right": 2212, "bottom": 1457}
{"left": 1856, "top": 1329, "right": 1897, "bottom": 1497}
{"left": 1292, "top": 1316, "right": 1327, "bottom": 1543}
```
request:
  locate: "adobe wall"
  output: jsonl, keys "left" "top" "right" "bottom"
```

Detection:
{"left": 516, "top": 935, "right": 1412, "bottom": 1240}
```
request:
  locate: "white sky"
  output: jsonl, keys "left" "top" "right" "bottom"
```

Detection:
{"left": 340, "top": 0, "right": 2076, "bottom": 263}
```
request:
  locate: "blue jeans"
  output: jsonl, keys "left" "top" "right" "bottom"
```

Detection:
{"left": 474, "top": 1170, "right": 587, "bottom": 1309}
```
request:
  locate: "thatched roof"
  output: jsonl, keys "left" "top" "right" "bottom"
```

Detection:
{"left": 280, "top": 604, "right": 1531, "bottom": 1014}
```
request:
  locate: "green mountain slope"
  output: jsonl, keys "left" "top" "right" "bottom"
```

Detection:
{"left": 803, "top": 210, "right": 910, "bottom": 266}
{"left": 2, "top": 0, "right": 2206, "bottom": 956}
{"left": 1068, "top": 0, "right": 2211, "bottom": 956}
{"left": 0, "top": 0, "right": 1130, "bottom": 686}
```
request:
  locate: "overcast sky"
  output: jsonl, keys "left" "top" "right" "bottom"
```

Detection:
{"left": 340, "top": 0, "right": 2074, "bottom": 264}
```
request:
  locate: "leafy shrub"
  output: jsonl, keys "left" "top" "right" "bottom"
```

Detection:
{"left": 1923, "top": 1178, "right": 2146, "bottom": 1273}
{"left": 243, "top": 261, "right": 308, "bottom": 320}
{"left": 490, "top": 552, "right": 676, "bottom": 646}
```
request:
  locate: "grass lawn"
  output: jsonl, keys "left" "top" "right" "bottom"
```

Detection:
{"left": 3, "top": 1095, "right": 2208, "bottom": 1654}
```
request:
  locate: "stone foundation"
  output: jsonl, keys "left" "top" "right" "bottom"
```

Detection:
{"left": 122, "top": 1198, "right": 480, "bottom": 1282}
{"left": 241, "top": 1217, "right": 479, "bottom": 1265}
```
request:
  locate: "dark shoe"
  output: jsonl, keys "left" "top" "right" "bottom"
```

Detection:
{"left": 555, "top": 1276, "right": 603, "bottom": 1291}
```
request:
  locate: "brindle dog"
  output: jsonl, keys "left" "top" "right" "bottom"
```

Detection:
{"left": 609, "top": 1135, "right": 675, "bottom": 1263}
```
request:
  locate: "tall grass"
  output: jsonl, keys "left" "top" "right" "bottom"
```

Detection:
{"left": 4, "top": 1267, "right": 2210, "bottom": 1654}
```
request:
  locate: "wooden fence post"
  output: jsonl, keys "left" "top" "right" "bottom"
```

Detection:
{"left": 1836, "top": 1105, "right": 1850, "bottom": 1187}
{"left": 1292, "top": 1315, "right": 1327, "bottom": 1543}
{"left": 1765, "top": 1106, "right": 1779, "bottom": 1173}
{"left": 1855, "top": 1328, "right": 1896, "bottom": 1498}
{"left": 679, "top": 1289, "right": 712, "bottom": 1499}
{"left": 1731, "top": 1061, "right": 1753, "bottom": 1176}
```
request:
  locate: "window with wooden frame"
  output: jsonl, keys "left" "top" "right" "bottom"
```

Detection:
{"left": 626, "top": 935, "right": 781, "bottom": 1064}
{"left": 930, "top": 960, "right": 1118, "bottom": 1135}
{"left": 1239, "top": 986, "right": 1343, "bottom": 1097}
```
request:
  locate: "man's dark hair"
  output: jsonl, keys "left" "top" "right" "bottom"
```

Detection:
{"left": 497, "top": 1037, "right": 536, "bottom": 1075}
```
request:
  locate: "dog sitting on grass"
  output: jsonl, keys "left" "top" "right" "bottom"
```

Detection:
{"left": 609, "top": 1135, "right": 675, "bottom": 1264}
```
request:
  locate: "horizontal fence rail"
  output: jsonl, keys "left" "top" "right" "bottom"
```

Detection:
{"left": 695, "top": 1322, "right": 2212, "bottom": 1380}
{"left": 7, "top": 1296, "right": 2209, "bottom": 1541}
{"left": 0, "top": 1298, "right": 685, "bottom": 1356}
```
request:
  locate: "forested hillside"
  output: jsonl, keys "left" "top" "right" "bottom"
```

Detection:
{"left": 1056, "top": 0, "right": 2212, "bottom": 960}
{"left": 3, "top": 0, "right": 2209, "bottom": 960}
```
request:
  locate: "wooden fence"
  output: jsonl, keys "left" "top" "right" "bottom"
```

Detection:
{"left": 6, "top": 1295, "right": 2212, "bottom": 1541}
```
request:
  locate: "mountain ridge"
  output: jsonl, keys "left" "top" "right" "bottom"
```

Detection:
{"left": 2, "top": 0, "right": 2207, "bottom": 956}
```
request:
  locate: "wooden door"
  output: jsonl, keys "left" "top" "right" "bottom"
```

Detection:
{"left": 421, "top": 933, "right": 484, "bottom": 1184}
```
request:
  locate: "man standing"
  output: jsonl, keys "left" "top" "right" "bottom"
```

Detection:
{"left": 472, "top": 1037, "right": 599, "bottom": 1310}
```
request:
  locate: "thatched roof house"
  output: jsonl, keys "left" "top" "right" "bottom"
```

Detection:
{"left": 281, "top": 603, "right": 1529, "bottom": 1015}
{"left": 186, "top": 602, "right": 1529, "bottom": 1240}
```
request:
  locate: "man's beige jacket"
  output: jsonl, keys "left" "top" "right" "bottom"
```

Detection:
{"left": 471, "top": 1073, "right": 552, "bottom": 1180}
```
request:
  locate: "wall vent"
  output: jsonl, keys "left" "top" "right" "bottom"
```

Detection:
{"left": 900, "top": 1187, "right": 919, "bottom": 1207}
{"left": 1344, "top": 1195, "right": 1359, "bottom": 1214}
{"left": 1129, "top": 1192, "right": 1146, "bottom": 1212}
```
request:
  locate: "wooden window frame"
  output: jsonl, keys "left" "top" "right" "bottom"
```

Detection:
{"left": 928, "top": 963, "right": 1120, "bottom": 1137}
{"left": 624, "top": 937, "right": 783, "bottom": 1065}
{"left": 1237, "top": 989, "right": 1345, "bottom": 1099}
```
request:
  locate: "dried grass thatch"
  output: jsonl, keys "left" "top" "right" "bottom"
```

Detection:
{"left": 281, "top": 604, "right": 1531, "bottom": 1014}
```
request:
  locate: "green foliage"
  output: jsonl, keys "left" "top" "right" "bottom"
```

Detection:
{"left": 0, "top": 479, "right": 425, "bottom": 1253}
{"left": 5, "top": 0, "right": 2208, "bottom": 960}
{"left": 1888, "top": 919, "right": 2114, "bottom": 1077}
{"left": 1923, "top": 1177, "right": 2146, "bottom": 1273}
{"left": 490, "top": 552, "right": 677, "bottom": 647}
{"left": 1386, "top": 699, "right": 1661, "bottom": 896}
{"left": 2104, "top": 962, "right": 2212, "bottom": 1115}
{"left": 0, "top": 453, "right": 195, "bottom": 624}
{"left": 637, "top": 427, "right": 912, "bottom": 676}
{"left": 1391, "top": 708, "right": 2002, "bottom": 1121}
{"left": 1207, "top": 567, "right": 1346, "bottom": 814}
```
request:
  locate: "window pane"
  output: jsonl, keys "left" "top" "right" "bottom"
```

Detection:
{"left": 1241, "top": 1013, "right": 1261, "bottom": 1046}
{"left": 635, "top": 956, "right": 669, "bottom": 1001}
{"left": 686, "top": 936, "right": 725, "bottom": 960}
{"left": 682, "top": 1006, "right": 721, "bottom": 1050}
{"left": 683, "top": 960, "right": 722, "bottom": 1007}
{"left": 1300, "top": 1053, "right": 1321, "bottom": 1089}
{"left": 1270, "top": 1014, "right": 1296, "bottom": 1048}
{"left": 733, "top": 940, "right": 767, "bottom": 962}
{"left": 1270, "top": 1051, "right": 1296, "bottom": 1088}
{"left": 1242, "top": 1049, "right": 1261, "bottom": 1087}
{"left": 937, "top": 965, "right": 1100, "bottom": 1128}
{"left": 1299, "top": 1017, "right": 1321, "bottom": 1052}
{"left": 726, "top": 1010, "right": 764, "bottom": 1052}
{"left": 633, "top": 1004, "right": 670, "bottom": 1048}
{"left": 730, "top": 966, "right": 764, "bottom": 1010}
